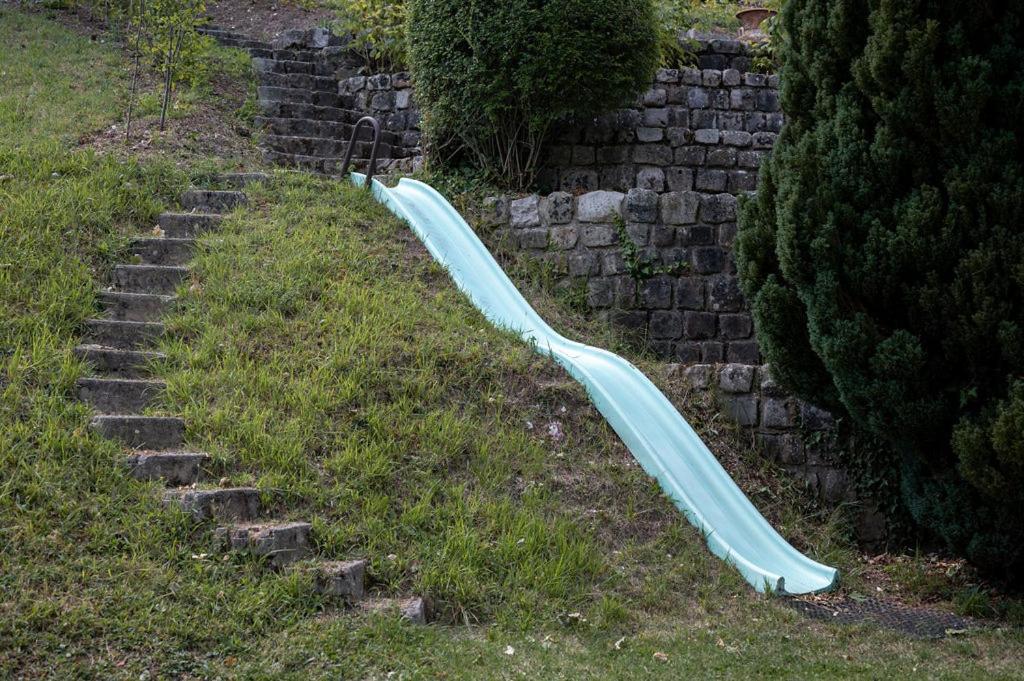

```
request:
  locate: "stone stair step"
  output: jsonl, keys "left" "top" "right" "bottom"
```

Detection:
{"left": 180, "top": 189, "right": 247, "bottom": 213}
{"left": 255, "top": 101, "right": 363, "bottom": 125}
{"left": 260, "top": 152, "right": 391, "bottom": 175}
{"left": 256, "top": 72, "right": 339, "bottom": 92}
{"left": 253, "top": 116, "right": 401, "bottom": 145}
{"left": 216, "top": 521, "right": 313, "bottom": 568}
{"left": 252, "top": 57, "right": 315, "bottom": 76}
{"left": 258, "top": 86, "right": 341, "bottom": 108}
{"left": 326, "top": 157, "right": 415, "bottom": 176}
{"left": 74, "top": 345, "right": 165, "bottom": 378}
{"left": 215, "top": 37, "right": 268, "bottom": 50}
{"left": 313, "top": 559, "right": 367, "bottom": 601}
{"left": 257, "top": 86, "right": 311, "bottom": 103}
{"left": 361, "top": 597, "right": 428, "bottom": 624}
{"left": 113, "top": 264, "right": 189, "bottom": 295}
{"left": 129, "top": 237, "right": 196, "bottom": 266}
{"left": 157, "top": 212, "right": 222, "bottom": 238}
{"left": 164, "top": 487, "right": 262, "bottom": 522}
{"left": 125, "top": 451, "right": 208, "bottom": 485}
{"left": 271, "top": 48, "right": 320, "bottom": 62}
{"left": 83, "top": 319, "right": 164, "bottom": 349}
{"left": 200, "top": 30, "right": 240, "bottom": 39}
{"left": 262, "top": 134, "right": 389, "bottom": 159}
{"left": 219, "top": 172, "right": 269, "bottom": 189}
{"left": 90, "top": 414, "right": 185, "bottom": 449}
{"left": 200, "top": 29, "right": 267, "bottom": 50}
{"left": 76, "top": 377, "right": 165, "bottom": 413}
{"left": 261, "top": 150, "right": 327, "bottom": 172}
{"left": 197, "top": 27, "right": 252, "bottom": 41}
{"left": 98, "top": 291, "right": 175, "bottom": 322}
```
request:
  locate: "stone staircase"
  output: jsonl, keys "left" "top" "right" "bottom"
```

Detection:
{"left": 201, "top": 24, "right": 418, "bottom": 176}
{"left": 252, "top": 47, "right": 417, "bottom": 175}
{"left": 74, "top": 173, "right": 427, "bottom": 624}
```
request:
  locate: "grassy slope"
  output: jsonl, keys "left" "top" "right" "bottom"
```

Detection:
{"left": 0, "top": 8, "right": 128, "bottom": 145}
{"left": 1, "top": 7, "right": 1023, "bottom": 679}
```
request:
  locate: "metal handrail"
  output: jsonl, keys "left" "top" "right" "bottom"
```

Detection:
{"left": 340, "top": 116, "right": 382, "bottom": 185}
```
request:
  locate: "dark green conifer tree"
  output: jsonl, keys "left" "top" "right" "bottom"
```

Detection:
{"left": 736, "top": 0, "right": 1024, "bottom": 575}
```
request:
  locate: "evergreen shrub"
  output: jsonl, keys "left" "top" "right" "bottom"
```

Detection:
{"left": 736, "top": 0, "right": 1024, "bottom": 576}
{"left": 407, "top": 0, "right": 659, "bottom": 189}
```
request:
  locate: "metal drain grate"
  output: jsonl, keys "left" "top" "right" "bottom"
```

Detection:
{"left": 783, "top": 597, "right": 983, "bottom": 639}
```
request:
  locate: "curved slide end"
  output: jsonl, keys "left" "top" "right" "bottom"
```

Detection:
{"left": 350, "top": 172, "right": 838, "bottom": 596}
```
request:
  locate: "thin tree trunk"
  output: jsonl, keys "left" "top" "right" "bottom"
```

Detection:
{"left": 158, "top": 28, "right": 174, "bottom": 131}
{"left": 125, "top": 0, "right": 145, "bottom": 143}
{"left": 159, "top": 28, "right": 185, "bottom": 132}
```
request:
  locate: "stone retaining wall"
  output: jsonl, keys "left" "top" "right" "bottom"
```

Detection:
{"left": 484, "top": 188, "right": 754, "bottom": 364}
{"left": 338, "top": 72, "right": 422, "bottom": 153}
{"left": 250, "top": 33, "right": 774, "bottom": 183}
{"left": 481, "top": 38, "right": 782, "bottom": 363}
{"left": 678, "top": 363, "right": 848, "bottom": 502}
{"left": 540, "top": 38, "right": 781, "bottom": 193}
{"left": 679, "top": 362, "right": 886, "bottom": 546}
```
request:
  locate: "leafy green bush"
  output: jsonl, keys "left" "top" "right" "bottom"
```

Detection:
{"left": 735, "top": 0, "right": 1024, "bottom": 576}
{"left": 654, "top": 1, "right": 785, "bottom": 69}
{"left": 138, "top": 0, "right": 215, "bottom": 89}
{"left": 658, "top": 0, "right": 741, "bottom": 36}
{"left": 72, "top": 0, "right": 215, "bottom": 87}
{"left": 334, "top": 0, "right": 408, "bottom": 71}
{"left": 408, "top": 0, "right": 659, "bottom": 189}
{"left": 654, "top": 1, "right": 698, "bottom": 69}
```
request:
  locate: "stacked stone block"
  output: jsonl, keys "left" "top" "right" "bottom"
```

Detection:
{"left": 339, "top": 72, "right": 422, "bottom": 153}
{"left": 541, "top": 58, "right": 781, "bottom": 193}
{"left": 689, "top": 35, "right": 762, "bottom": 71}
{"left": 486, "top": 188, "right": 756, "bottom": 364}
{"left": 682, "top": 362, "right": 890, "bottom": 544}
{"left": 677, "top": 363, "right": 848, "bottom": 503}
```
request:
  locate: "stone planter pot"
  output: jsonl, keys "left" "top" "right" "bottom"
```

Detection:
{"left": 736, "top": 8, "right": 777, "bottom": 36}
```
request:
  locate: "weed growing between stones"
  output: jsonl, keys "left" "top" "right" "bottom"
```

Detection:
{"left": 615, "top": 214, "right": 691, "bottom": 284}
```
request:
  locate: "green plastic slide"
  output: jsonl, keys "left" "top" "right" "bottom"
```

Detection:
{"left": 352, "top": 173, "right": 838, "bottom": 595}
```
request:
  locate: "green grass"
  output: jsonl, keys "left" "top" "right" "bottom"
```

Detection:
{"left": 155, "top": 176, "right": 734, "bottom": 626}
{"left": 129, "top": 40, "right": 255, "bottom": 121}
{"left": 3, "top": 6, "right": 1024, "bottom": 679}
{"left": 0, "top": 6, "right": 127, "bottom": 146}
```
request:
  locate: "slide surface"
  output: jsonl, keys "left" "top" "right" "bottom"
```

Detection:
{"left": 353, "top": 173, "right": 838, "bottom": 595}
